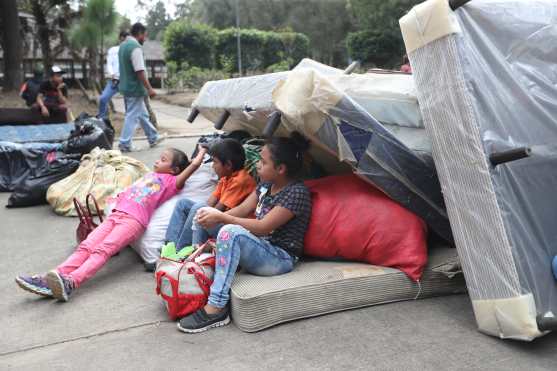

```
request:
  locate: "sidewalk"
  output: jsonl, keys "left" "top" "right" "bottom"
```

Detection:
{"left": 112, "top": 94, "right": 214, "bottom": 137}
{"left": 2, "top": 139, "right": 557, "bottom": 370}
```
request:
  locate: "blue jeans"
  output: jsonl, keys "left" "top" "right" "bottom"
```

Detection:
{"left": 119, "top": 96, "right": 158, "bottom": 150}
{"left": 165, "top": 199, "right": 223, "bottom": 250}
{"left": 98, "top": 80, "right": 119, "bottom": 120}
{"left": 208, "top": 224, "right": 295, "bottom": 308}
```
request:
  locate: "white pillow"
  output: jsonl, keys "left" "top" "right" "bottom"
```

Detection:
{"left": 131, "top": 159, "right": 218, "bottom": 263}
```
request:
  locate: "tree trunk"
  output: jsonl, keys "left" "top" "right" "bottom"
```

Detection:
{"left": 30, "top": 0, "right": 53, "bottom": 72}
{"left": 88, "top": 47, "right": 99, "bottom": 92}
{"left": 0, "top": 0, "right": 23, "bottom": 91}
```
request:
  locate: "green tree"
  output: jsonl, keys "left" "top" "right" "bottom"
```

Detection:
{"left": 190, "top": 0, "right": 353, "bottom": 67}
{"left": 70, "top": 0, "right": 118, "bottom": 90}
{"left": 146, "top": 0, "right": 171, "bottom": 40}
{"left": 346, "top": 0, "right": 421, "bottom": 68}
{"left": 163, "top": 21, "right": 217, "bottom": 69}
{"left": 0, "top": 0, "right": 23, "bottom": 90}
{"left": 20, "top": 0, "right": 77, "bottom": 72}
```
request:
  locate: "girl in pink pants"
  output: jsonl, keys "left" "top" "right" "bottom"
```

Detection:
{"left": 16, "top": 146, "right": 207, "bottom": 301}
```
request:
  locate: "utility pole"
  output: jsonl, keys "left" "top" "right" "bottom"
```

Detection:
{"left": 235, "top": 0, "right": 242, "bottom": 76}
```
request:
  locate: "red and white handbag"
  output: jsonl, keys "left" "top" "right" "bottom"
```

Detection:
{"left": 155, "top": 242, "right": 216, "bottom": 320}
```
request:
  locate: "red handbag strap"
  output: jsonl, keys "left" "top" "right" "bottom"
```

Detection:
{"left": 186, "top": 241, "right": 215, "bottom": 262}
{"left": 85, "top": 193, "right": 104, "bottom": 223}
{"left": 73, "top": 198, "right": 93, "bottom": 228}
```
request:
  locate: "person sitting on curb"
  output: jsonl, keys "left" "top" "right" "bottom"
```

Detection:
{"left": 118, "top": 22, "right": 162, "bottom": 152}
{"left": 97, "top": 31, "right": 129, "bottom": 120}
{"left": 35, "top": 66, "right": 70, "bottom": 123}
{"left": 20, "top": 67, "right": 44, "bottom": 108}
{"left": 162, "top": 138, "right": 257, "bottom": 271}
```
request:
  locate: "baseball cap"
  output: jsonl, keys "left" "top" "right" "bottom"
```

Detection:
{"left": 51, "top": 66, "right": 66, "bottom": 75}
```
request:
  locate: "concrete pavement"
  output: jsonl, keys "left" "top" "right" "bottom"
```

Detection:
{"left": 2, "top": 138, "right": 557, "bottom": 370}
{"left": 112, "top": 94, "right": 215, "bottom": 137}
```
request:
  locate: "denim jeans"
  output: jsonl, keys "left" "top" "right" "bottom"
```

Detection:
{"left": 208, "top": 224, "right": 295, "bottom": 308}
{"left": 165, "top": 199, "right": 223, "bottom": 250}
{"left": 119, "top": 96, "right": 158, "bottom": 150}
{"left": 98, "top": 80, "right": 119, "bottom": 120}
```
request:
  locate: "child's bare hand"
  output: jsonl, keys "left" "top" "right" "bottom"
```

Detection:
{"left": 192, "top": 145, "right": 208, "bottom": 166}
{"left": 197, "top": 207, "right": 223, "bottom": 229}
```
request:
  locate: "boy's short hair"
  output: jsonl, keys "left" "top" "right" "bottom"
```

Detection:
{"left": 130, "top": 22, "right": 146, "bottom": 37}
{"left": 209, "top": 138, "right": 246, "bottom": 172}
{"left": 169, "top": 148, "right": 190, "bottom": 173}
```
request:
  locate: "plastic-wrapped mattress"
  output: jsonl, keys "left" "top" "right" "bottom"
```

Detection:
{"left": 191, "top": 61, "right": 449, "bottom": 241}
{"left": 231, "top": 245, "right": 465, "bottom": 332}
{"left": 400, "top": 0, "right": 557, "bottom": 340}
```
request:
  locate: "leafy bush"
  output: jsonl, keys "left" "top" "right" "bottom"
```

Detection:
{"left": 346, "top": 30, "right": 404, "bottom": 68}
{"left": 164, "top": 22, "right": 310, "bottom": 74}
{"left": 278, "top": 32, "right": 310, "bottom": 66}
{"left": 216, "top": 28, "right": 309, "bottom": 72}
{"left": 266, "top": 58, "right": 293, "bottom": 73}
{"left": 163, "top": 21, "right": 217, "bottom": 69}
{"left": 164, "top": 63, "right": 229, "bottom": 91}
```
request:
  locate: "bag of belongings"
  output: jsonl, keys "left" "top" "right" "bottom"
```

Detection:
{"left": 155, "top": 243, "right": 216, "bottom": 320}
{"left": 46, "top": 147, "right": 149, "bottom": 216}
{"left": 62, "top": 113, "right": 115, "bottom": 155}
{"left": 7, "top": 151, "right": 80, "bottom": 208}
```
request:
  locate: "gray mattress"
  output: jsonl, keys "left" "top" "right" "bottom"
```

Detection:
{"left": 401, "top": 0, "right": 557, "bottom": 341}
{"left": 231, "top": 246, "right": 466, "bottom": 332}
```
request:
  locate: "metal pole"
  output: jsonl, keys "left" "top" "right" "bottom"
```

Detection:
{"left": 235, "top": 0, "right": 242, "bottom": 76}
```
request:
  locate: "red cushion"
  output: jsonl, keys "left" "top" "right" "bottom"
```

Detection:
{"left": 304, "top": 174, "right": 428, "bottom": 281}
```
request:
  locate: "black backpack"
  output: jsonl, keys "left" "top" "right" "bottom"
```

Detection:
{"left": 20, "top": 79, "right": 42, "bottom": 107}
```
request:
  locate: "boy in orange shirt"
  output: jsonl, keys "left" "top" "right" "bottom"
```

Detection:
{"left": 164, "top": 138, "right": 256, "bottom": 252}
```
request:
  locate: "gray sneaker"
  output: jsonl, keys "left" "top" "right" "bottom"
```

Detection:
{"left": 118, "top": 144, "right": 133, "bottom": 153}
{"left": 149, "top": 133, "right": 167, "bottom": 148}
{"left": 46, "top": 270, "right": 76, "bottom": 302}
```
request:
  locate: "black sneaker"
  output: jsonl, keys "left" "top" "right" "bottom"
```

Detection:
{"left": 46, "top": 270, "right": 76, "bottom": 302}
{"left": 15, "top": 275, "right": 53, "bottom": 298}
{"left": 177, "top": 307, "right": 230, "bottom": 333}
{"left": 149, "top": 133, "right": 167, "bottom": 148}
{"left": 144, "top": 261, "right": 156, "bottom": 272}
{"left": 118, "top": 144, "right": 137, "bottom": 153}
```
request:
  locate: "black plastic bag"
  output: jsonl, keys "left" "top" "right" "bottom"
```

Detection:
{"left": 7, "top": 152, "right": 80, "bottom": 208}
{"left": 63, "top": 113, "right": 115, "bottom": 155}
{"left": 0, "top": 145, "right": 45, "bottom": 192}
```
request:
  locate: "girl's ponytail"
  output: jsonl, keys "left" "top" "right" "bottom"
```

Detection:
{"left": 266, "top": 131, "right": 311, "bottom": 178}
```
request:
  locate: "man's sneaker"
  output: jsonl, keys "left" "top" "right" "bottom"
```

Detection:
{"left": 15, "top": 275, "right": 53, "bottom": 298}
{"left": 149, "top": 133, "right": 167, "bottom": 148}
{"left": 177, "top": 307, "right": 230, "bottom": 334}
{"left": 46, "top": 270, "right": 75, "bottom": 302}
{"left": 118, "top": 144, "right": 133, "bottom": 153}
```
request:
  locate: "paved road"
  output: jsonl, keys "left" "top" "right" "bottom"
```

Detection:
{"left": 112, "top": 94, "right": 215, "bottom": 137}
{"left": 2, "top": 138, "right": 557, "bottom": 370}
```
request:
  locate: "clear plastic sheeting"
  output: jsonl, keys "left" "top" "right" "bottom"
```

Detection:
{"left": 273, "top": 69, "right": 450, "bottom": 242}
{"left": 191, "top": 61, "right": 451, "bottom": 242}
{"left": 402, "top": 0, "right": 557, "bottom": 340}
{"left": 191, "top": 58, "right": 429, "bottom": 152}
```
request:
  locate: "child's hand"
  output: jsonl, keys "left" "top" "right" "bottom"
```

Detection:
{"left": 192, "top": 145, "right": 208, "bottom": 166}
{"left": 197, "top": 207, "right": 224, "bottom": 229}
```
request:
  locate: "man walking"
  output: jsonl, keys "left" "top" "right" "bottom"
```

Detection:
{"left": 118, "top": 22, "right": 161, "bottom": 152}
{"left": 97, "top": 31, "right": 128, "bottom": 120}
